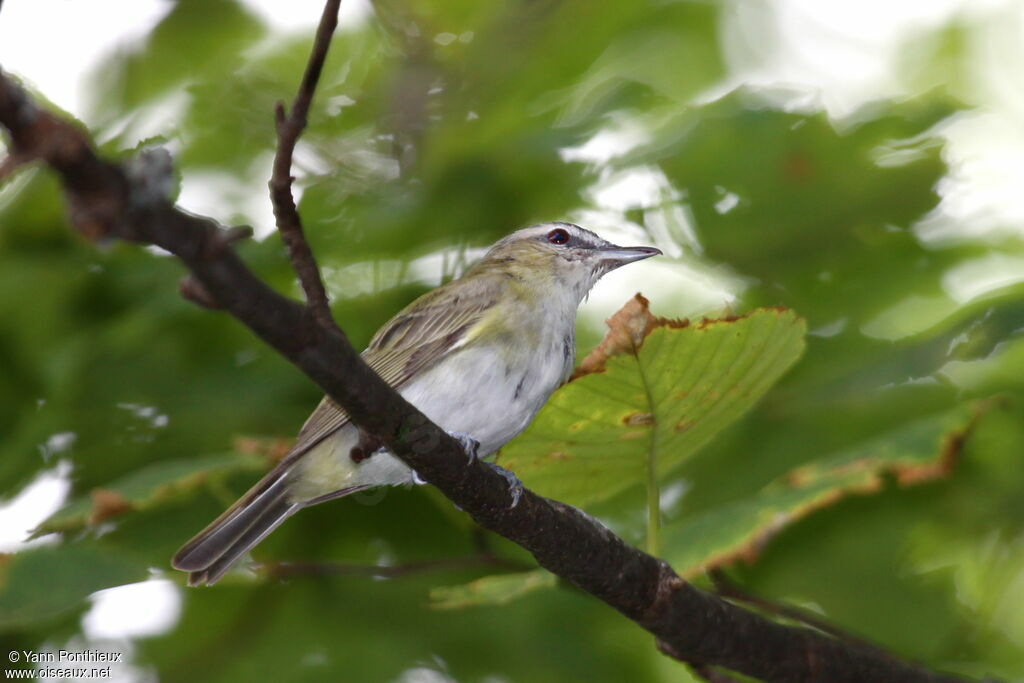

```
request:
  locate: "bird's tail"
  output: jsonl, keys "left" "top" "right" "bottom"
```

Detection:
{"left": 171, "top": 463, "right": 365, "bottom": 586}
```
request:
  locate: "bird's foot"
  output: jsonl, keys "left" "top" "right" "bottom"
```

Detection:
{"left": 411, "top": 431, "right": 481, "bottom": 485}
{"left": 484, "top": 461, "right": 523, "bottom": 508}
{"left": 447, "top": 430, "right": 482, "bottom": 462}
{"left": 419, "top": 431, "right": 521, "bottom": 507}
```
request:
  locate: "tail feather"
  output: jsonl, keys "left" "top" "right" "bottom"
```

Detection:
{"left": 172, "top": 471, "right": 292, "bottom": 572}
{"left": 173, "top": 464, "right": 370, "bottom": 586}
{"left": 185, "top": 494, "right": 300, "bottom": 586}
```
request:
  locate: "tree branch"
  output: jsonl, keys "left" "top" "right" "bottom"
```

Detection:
{"left": 269, "top": 0, "right": 340, "bottom": 331}
{"left": 0, "top": 21, "right": 978, "bottom": 683}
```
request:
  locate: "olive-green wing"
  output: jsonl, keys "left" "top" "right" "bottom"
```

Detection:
{"left": 287, "top": 275, "right": 504, "bottom": 459}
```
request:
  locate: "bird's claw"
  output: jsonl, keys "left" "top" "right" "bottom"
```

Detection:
{"left": 446, "top": 430, "right": 481, "bottom": 462}
{"left": 485, "top": 462, "right": 523, "bottom": 508}
{"left": 442, "top": 431, "right": 521, "bottom": 507}
{"left": 414, "top": 431, "right": 481, "bottom": 485}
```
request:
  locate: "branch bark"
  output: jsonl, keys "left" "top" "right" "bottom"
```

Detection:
{"left": 0, "top": 16, "right": 978, "bottom": 683}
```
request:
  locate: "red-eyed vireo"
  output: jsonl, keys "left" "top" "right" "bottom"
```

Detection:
{"left": 172, "top": 223, "right": 660, "bottom": 585}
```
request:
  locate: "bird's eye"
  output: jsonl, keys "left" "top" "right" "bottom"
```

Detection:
{"left": 547, "top": 228, "right": 570, "bottom": 245}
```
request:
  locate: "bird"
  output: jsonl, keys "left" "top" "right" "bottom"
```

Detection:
{"left": 172, "top": 223, "right": 661, "bottom": 585}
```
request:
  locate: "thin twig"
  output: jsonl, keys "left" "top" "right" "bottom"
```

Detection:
{"left": 710, "top": 569, "right": 886, "bottom": 655}
{"left": 260, "top": 552, "right": 531, "bottom": 580}
{"left": 179, "top": 275, "right": 222, "bottom": 310}
{"left": 269, "top": 0, "right": 341, "bottom": 332}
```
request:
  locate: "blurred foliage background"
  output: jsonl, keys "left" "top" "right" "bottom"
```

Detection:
{"left": 2, "top": 0, "right": 1024, "bottom": 681}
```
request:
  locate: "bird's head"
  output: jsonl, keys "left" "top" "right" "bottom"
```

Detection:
{"left": 475, "top": 223, "right": 661, "bottom": 302}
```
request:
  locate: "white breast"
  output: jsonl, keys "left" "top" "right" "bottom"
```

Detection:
{"left": 402, "top": 328, "right": 573, "bottom": 456}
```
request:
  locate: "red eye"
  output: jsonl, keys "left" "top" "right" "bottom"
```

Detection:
{"left": 547, "top": 228, "right": 570, "bottom": 245}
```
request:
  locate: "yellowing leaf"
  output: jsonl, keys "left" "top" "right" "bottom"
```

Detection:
{"left": 500, "top": 295, "right": 806, "bottom": 508}
{"left": 663, "top": 401, "right": 988, "bottom": 578}
{"left": 88, "top": 488, "right": 133, "bottom": 525}
{"left": 572, "top": 293, "right": 672, "bottom": 378}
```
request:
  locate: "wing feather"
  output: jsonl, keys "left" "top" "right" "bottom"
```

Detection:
{"left": 283, "top": 275, "right": 504, "bottom": 462}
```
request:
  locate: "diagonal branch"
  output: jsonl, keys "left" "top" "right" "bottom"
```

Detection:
{"left": 0, "top": 29, "right": 978, "bottom": 683}
{"left": 269, "top": 0, "right": 341, "bottom": 331}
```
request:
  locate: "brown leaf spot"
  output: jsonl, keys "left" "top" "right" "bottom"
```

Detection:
{"left": 619, "top": 430, "right": 648, "bottom": 441}
{"left": 233, "top": 435, "right": 294, "bottom": 463}
{"left": 548, "top": 451, "right": 568, "bottom": 460}
{"left": 674, "top": 419, "right": 694, "bottom": 433}
{"left": 785, "top": 458, "right": 877, "bottom": 488}
{"left": 623, "top": 411, "right": 654, "bottom": 426}
{"left": 696, "top": 315, "right": 742, "bottom": 329}
{"left": 269, "top": 439, "right": 293, "bottom": 461}
{"left": 893, "top": 400, "right": 990, "bottom": 486}
{"left": 895, "top": 431, "right": 964, "bottom": 485}
{"left": 783, "top": 151, "right": 814, "bottom": 182}
{"left": 233, "top": 436, "right": 263, "bottom": 454}
{"left": 88, "top": 488, "right": 132, "bottom": 525}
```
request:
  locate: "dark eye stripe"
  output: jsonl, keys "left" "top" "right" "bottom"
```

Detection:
{"left": 547, "top": 228, "right": 570, "bottom": 245}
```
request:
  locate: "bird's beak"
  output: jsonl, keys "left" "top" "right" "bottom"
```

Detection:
{"left": 598, "top": 245, "right": 663, "bottom": 265}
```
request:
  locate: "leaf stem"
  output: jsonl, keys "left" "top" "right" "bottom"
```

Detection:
{"left": 646, "top": 441, "right": 660, "bottom": 556}
{"left": 633, "top": 344, "right": 660, "bottom": 556}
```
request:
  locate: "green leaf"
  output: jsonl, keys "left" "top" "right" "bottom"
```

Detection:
{"left": 86, "top": 0, "right": 266, "bottom": 117}
{"left": 429, "top": 569, "right": 557, "bottom": 610}
{"left": 0, "top": 543, "right": 147, "bottom": 631}
{"left": 500, "top": 295, "right": 806, "bottom": 509}
{"left": 663, "top": 401, "right": 987, "bottom": 578}
{"left": 34, "top": 452, "right": 266, "bottom": 537}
